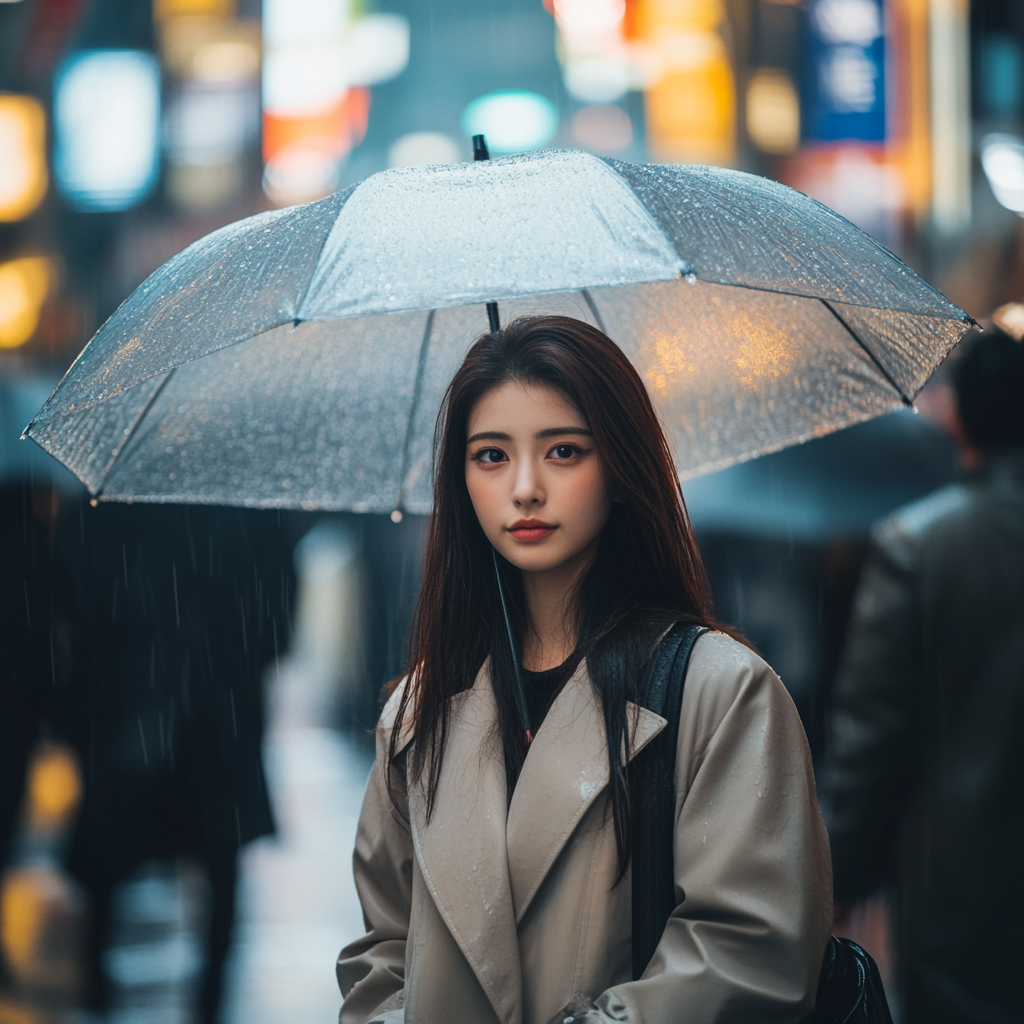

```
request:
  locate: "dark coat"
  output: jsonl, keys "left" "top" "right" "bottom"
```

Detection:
{"left": 0, "top": 485, "right": 72, "bottom": 866}
{"left": 61, "top": 502, "right": 294, "bottom": 884}
{"left": 825, "top": 453, "right": 1024, "bottom": 1024}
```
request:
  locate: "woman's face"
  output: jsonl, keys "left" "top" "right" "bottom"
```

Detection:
{"left": 465, "top": 381, "right": 613, "bottom": 576}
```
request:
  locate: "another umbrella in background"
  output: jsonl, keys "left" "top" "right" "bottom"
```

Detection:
{"left": 24, "top": 147, "right": 972, "bottom": 512}
{"left": 685, "top": 408, "right": 959, "bottom": 542}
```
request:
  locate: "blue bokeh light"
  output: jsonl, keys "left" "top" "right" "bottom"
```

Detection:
{"left": 54, "top": 50, "right": 161, "bottom": 212}
{"left": 461, "top": 90, "right": 558, "bottom": 155}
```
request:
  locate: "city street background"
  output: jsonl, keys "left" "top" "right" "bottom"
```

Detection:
{"left": 2, "top": 0, "right": 1021, "bottom": 1020}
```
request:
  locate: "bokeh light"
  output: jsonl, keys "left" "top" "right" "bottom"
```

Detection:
{"left": 346, "top": 14, "right": 410, "bottom": 87}
{"left": 0, "top": 257, "right": 51, "bottom": 349}
{"left": 27, "top": 744, "right": 82, "bottom": 830}
{"left": 981, "top": 134, "right": 1024, "bottom": 214}
{"left": 261, "top": 0, "right": 408, "bottom": 205}
{"left": 388, "top": 132, "right": 461, "bottom": 168}
{"left": 160, "top": 13, "right": 261, "bottom": 212}
{"left": 461, "top": 91, "right": 558, "bottom": 154}
{"left": 635, "top": 0, "right": 736, "bottom": 165}
{"left": 54, "top": 50, "right": 161, "bottom": 211}
{"left": 0, "top": 95, "right": 48, "bottom": 222}
{"left": 746, "top": 69, "right": 800, "bottom": 155}
{"left": 571, "top": 104, "right": 632, "bottom": 154}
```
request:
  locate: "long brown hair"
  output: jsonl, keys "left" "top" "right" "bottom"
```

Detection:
{"left": 390, "top": 315, "right": 723, "bottom": 875}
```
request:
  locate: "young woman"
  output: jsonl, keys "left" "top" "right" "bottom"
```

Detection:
{"left": 337, "top": 316, "right": 831, "bottom": 1024}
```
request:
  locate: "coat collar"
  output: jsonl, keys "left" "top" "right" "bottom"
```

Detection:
{"left": 406, "top": 661, "right": 666, "bottom": 1023}
{"left": 506, "top": 661, "right": 666, "bottom": 923}
{"left": 407, "top": 669, "right": 523, "bottom": 1024}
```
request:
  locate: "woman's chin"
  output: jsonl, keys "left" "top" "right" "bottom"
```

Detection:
{"left": 497, "top": 542, "right": 585, "bottom": 576}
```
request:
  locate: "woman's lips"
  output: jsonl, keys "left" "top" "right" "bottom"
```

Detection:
{"left": 508, "top": 519, "right": 557, "bottom": 542}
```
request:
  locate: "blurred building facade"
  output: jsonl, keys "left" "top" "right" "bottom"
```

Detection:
{"left": 1, "top": 0, "right": 1022, "bottom": 374}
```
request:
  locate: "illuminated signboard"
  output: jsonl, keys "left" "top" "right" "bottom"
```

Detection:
{"left": 804, "top": 0, "right": 886, "bottom": 143}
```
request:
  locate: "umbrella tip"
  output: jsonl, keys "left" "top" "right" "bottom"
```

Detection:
{"left": 390, "top": 509, "right": 403, "bottom": 523}
{"left": 486, "top": 301, "right": 501, "bottom": 335}
{"left": 472, "top": 134, "right": 490, "bottom": 161}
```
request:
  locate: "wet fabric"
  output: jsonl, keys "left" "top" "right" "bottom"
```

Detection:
{"left": 23, "top": 151, "right": 972, "bottom": 513}
{"left": 825, "top": 454, "right": 1024, "bottom": 1024}
{"left": 337, "top": 633, "right": 831, "bottom": 1024}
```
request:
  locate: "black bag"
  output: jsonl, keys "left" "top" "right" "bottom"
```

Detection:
{"left": 631, "top": 623, "right": 893, "bottom": 1024}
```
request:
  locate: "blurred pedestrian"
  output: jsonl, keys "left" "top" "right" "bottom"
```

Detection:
{"left": 825, "top": 328, "right": 1024, "bottom": 1023}
{"left": 0, "top": 484, "right": 72, "bottom": 989}
{"left": 337, "top": 317, "right": 831, "bottom": 1024}
{"left": 59, "top": 503, "right": 293, "bottom": 1023}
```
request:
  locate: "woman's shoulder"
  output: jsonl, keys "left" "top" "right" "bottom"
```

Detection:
{"left": 683, "top": 630, "right": 797, "bottom": 733}
{"left": 678, "top": 630, "right": 809, "bottom": 784}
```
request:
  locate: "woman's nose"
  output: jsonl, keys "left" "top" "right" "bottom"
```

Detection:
{"left": 511, "top": 459, "right": 544, "bottom": 506}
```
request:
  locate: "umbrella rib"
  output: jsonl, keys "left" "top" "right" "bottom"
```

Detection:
{"left": 92, "top": 367, "right": 177, "bottom": 499}
{"left": 821, "top": 299, "right": 912, "bottom": 406}
{"left": 580, "top": 289, "right": 607, "bottom": 333}
{"left": 395, "top": 309, "right": 435, "bottom": 513}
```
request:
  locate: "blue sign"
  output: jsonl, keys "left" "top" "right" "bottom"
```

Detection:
{"left": 54, "top": 50, "right": 161, "bottom": 211}
{"left": 803, "top": 0, "right": 887, "bottom": 143}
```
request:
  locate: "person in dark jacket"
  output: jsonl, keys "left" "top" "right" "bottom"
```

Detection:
{"left": 0, "top": 484, "right": 72, "bottom": 989}
{"left": 60, "top": 502, "right": 293, "bottom": 1023}
{"left": 825, "top": 328, "right": 1024, "bottom": 1023}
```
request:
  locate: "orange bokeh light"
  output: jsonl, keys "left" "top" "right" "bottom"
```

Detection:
{"left": 0, "top": 95, "right": 49, "bottom": 222}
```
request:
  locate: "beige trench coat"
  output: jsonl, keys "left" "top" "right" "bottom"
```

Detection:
{"left": 338, "top": 631, "right": 832, "bottom": 1024}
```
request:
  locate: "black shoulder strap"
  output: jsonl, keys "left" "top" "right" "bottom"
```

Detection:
{"left": 631, "top": 622, "right": 708, "bottom": 980}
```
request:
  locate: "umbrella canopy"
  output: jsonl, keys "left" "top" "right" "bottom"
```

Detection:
{"left": 25, "top": 149, "right": 972, "bottom": 513}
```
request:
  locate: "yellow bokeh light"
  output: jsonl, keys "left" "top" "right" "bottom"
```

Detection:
{"left": 0, "top": 257, "right": 51, "bottom": 349}
{"left": 992, "top": 302, "right": 1024, "bottom": 340}
{"left": 193, "top": 38, "right": 260, "bottom": 81}
{"left": 1, "top": 873, "right": 43, "bottom": 973}
{"left": 746, "top": 68, "right": 800, "bottom": 155}
{"left": 154, "top": 0, "right": 234, "bottom": 19}
{"left": 635, "top": 0, "right": 735, "bottom": 165}
{"left": 0, "top": 95, "right": 48, "bottom": 222}
{"left": 636, "top": 0, "right": 725, "bottom": 35}
{"left": 27, "top": 744, "right": 81, "bottom": 828}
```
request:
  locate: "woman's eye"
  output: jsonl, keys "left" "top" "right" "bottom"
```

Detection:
{"left": 475, "top": 448, "right": 507, "bottom": 464}
{"left": 550, "top": 444, "right": 578, "bottom": 460}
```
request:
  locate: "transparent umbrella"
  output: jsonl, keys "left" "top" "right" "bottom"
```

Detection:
{"left": 24, "top": 147, "right": 972, "bottom": 514}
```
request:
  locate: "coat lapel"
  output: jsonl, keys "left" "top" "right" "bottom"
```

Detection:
{"left": 408, "top": 665, "right": 523, "bottom": 1024}
{"left": 505, "top": 661, "right": 666, "bottom": 924}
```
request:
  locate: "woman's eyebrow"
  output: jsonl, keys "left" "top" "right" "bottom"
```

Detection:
{"left": 537, "top": 426, "right": 593, "bottom": 438}
{"left": 466, "top": 430, "right": 512, "bottom": 444}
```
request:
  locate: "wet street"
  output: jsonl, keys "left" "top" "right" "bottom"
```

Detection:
{"left": 225, "top": 719, "right": 372, "bottom": 1024}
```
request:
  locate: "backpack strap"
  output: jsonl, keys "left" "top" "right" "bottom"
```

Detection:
{"left": 631, "top": 622, "right": 708, "bottom": 980}
{"left": 632, "top": 631, "right": 895, "bottom": 1022}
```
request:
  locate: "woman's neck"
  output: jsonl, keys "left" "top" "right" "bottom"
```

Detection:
{"left": 519, "top": 540, "right": 596, "bottom": 671}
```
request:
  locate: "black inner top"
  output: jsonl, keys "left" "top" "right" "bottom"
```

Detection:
{"left": 521, "top": 653, "right": 580, "bottom": 737}
{"left": 507, "top": 653, "right": 581, "bottom": 795}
